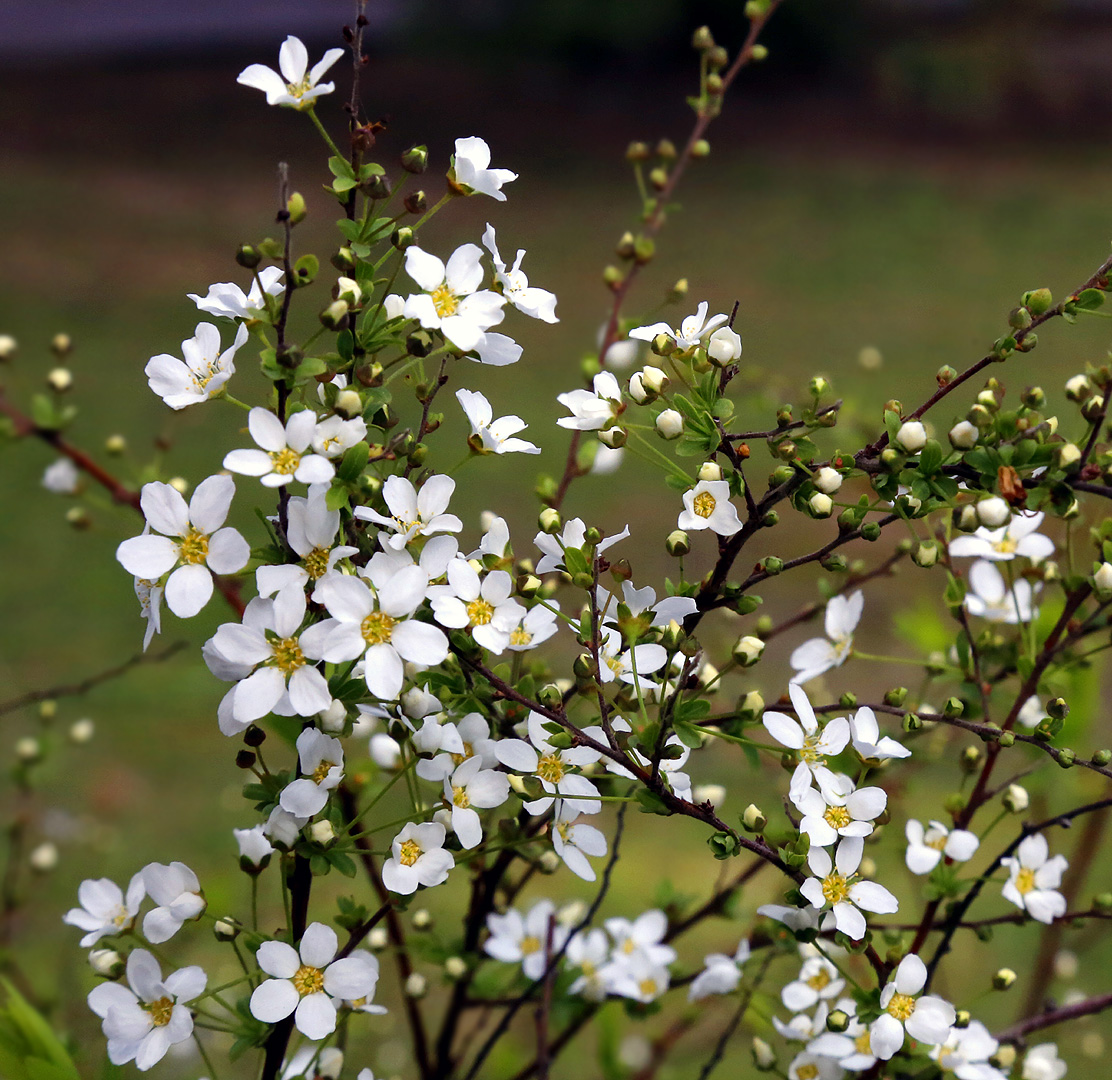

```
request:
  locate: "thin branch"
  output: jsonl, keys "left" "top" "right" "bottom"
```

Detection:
{"left": 996, "top": 991, "right": 1112, "bottom": 1045}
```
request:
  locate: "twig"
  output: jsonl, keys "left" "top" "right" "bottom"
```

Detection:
{"left": 996, "top": 991, "right": 1112, "bottom": 1045}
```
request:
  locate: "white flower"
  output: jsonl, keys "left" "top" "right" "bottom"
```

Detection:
{"left": 964, "top": 559, "right": 1039, "bottom": 624}
{"left": 850, "top": 706, "right": 911, "bottom": 762}
{"left": 598, "top": 624, "right": 668, "bottom": 690}
{"left": 655, "top": 408, "right": 684, "bottom": 439}
{"left": 598, "top": 579, "right": 698, "bottom": 628}
{"left": 134, "top": 575, "right": 164, "bottom": 651}
{"left": 790, "top": 591, "right": 863, "bottom": 685}
{"left": 116, "top": 476, "right": 249, "bottom": 618}
{"left": 354, "top": 474, "right": 462, "bottom": 551}
{"left": 628, "top": 301, "right": 729, "bottom": 352}
{"left": 312, "top": 414, "right": 367, "bottom": 458}
{"left": 781, "top": 952, "right": 845, "bottom": 1012}
{"left": 905, "top": 820, "right": 979, "bottom": 875}
{"left": 265, "top": 805, "right": 309, "bottom": 849}
{"left": 896, "top": 420, "right": 927, "bottom": 452}
{"left": 799, "top": 836, "right": 898, "bottom": 940}
{"left": 808, "top": 999, "right": 876, "bottom": 1070}
{"left": 707, "top": 325, "right": 742, "bottom": 363}
{"left": 414, "top": 712, "right": 497, "bottom": 781}
{"left": 793, "top": 782, "right": 887, "bottom": 848}
{"left": 567, "top": 928, "right": 612, "bottom": 1000}
{"left": 930, "top": 1020, "right": 1006, "bottom": 1080}
{"left": 950, "top": 511, "right": 1054, "bottom": 563}
{"left": 495, "top": 713, "right": 603, "bottom": 816}
{"left": 403, "top": 244, "right": 506, "bottom": 352}
{"left": 604, "top": 909, "right": 676, "bottom": 967}
{"left": 87, "top": 949, "right": 205, "bottom": 1070}
{"left": 224, "top": 408, "right": 336, "bottom": 487}
{"left": 689, "top": 940, "right": 749, "bottom": 1001}
{"left": 343, "top": 951, "right": 387, "bottom": 1014}
{"left": 814, "top": 467, "right": 842, "bottom": 494}
{"left": 505, "top": 602, "right": 561, "bottom": 651}
{"left": 381, "top": 822, "right": 454, "bottom": 894}
{"left": 533, "top": 517, "right": 629, "bottom": 575}
{"left": 591, "top": 443, "right": 625, "bottom": 474}
{"left": 208, "top": 591, "right": 332, "bottom": 729}
{"left": 1022, "top": 1043, "right": 1067, "bottom": 1080}
{"left": 188, "top": 266, "right": 284, "bottom": 321}
{"left": 280, "top": 729, "right": 345, "bottom": 817}
{"left": 485, "top": 900, "right": 567, "bottom": 979}
{"left": 64, "top": 873, "right": 145, "bottom": 946}
{"left": 442, "top": 756, "right": 510, "bottom": 848}
{"left": 763, "top": 684, "right": 854, "bottom": 803}
{"left": 1017, "top": 695, "right": 1044, "bottom": 728}
{"left": 452, "top": 137, "right": 517, "bottom": 201}
{"left": 312, "top": 567, "right": 448, "bottom": 701}
{"left": 606, "top": 952, "right": 671, "bottom": 1003}
{"left": 1095, "top": 561, "right": 1112, "bottom": 593}
{"left": 677, "top": 479, "right": 742, "bottom": 536}
{"left": 870, "top": 953, "right": 955, "bottom": 1060}
{"left": 557, "top": 372, "right": 623, "bottom": 431}
{"left": 429, "top": 558, "right": 526, "bottom": 655}
{"left": 1001, "top": 834, "right": 1068, "bottom": 923}
{"left": 552, "top": 813, "right": 608, "bottom": 881}
{"left": 234, "top": 825, "right": 275, "bottom": 868}
{"left": 142, "top": 861, "right": 206, "bottom": 944}
{"left": 145, "top": 322, "right": 248, "bottom": 410}
{"left": 786, "top": 1051, "right": 843, "bottom": 1080}
{"left": 237, "top": 36, "right": 345, "bottom": 109}
{"left": 481, "top": 224, "right": 558, "bottom": 322}
{"left": 456, "top": 388, "right": 540, "bottom": 454}
{"left": 250, "top": 922, "right": 375, "bottom": 1040}
{"left": 42, "top": 457, "right": 78, "bottom": 494}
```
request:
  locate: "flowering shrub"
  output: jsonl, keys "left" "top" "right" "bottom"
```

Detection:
{"left": 3, "top": 3, "right": 1112, "bottom": 1079}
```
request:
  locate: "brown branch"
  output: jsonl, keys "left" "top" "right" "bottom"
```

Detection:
{"left": 996, "top": 991, "right": 1112, "bottom": 1045}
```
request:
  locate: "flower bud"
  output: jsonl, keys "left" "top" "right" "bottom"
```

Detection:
{"left": 651, "top": 332, "right": 676, "bottom": 357}
{"left": 976, "top": 497, "right": 1010, "bottom": 528}
{"left": 655, "top": 409, "right": 684, "bottom": 440}
{"left": 367, "top": 927, "right": 389, "bottom": 950}
{"left": 213, "top": 917, "right": 240, "bottom": 941}
{"left": 1003, "top": 783, "right": 1029, "bottom": 813}
{"left": 814, "top": 467, "right": 842, "bottom": 494}
{"left": 751, "top": 43, "right": 768, "bottom": 61}
{"left": 708, "top": 326, "right": 742, "bottom": 364}
{"left": 665, "top": 529, "right": 690, "bottom": 556}
{"left": 401, "top": 145, "right": 428, "bottom": 173}
{"left": 989, "top": 1046, "right": 1017, "bottom": 1070}
{"left": 403, "top": 190, "right": 427, "bottom": 214}
{"left": 1093, "top": 562, "right": 1112, "bottom": 595}
{"left": 885, "top": 687, "right": 908, "bottom": 707}
{"left": 691, "top": 138, "right": 711, "bottom": 158}
{"left": 15, "top": 737, "right": 41, "bottom": 763}
{"left": 539, "top": 850, "right": 560, "bottom": 873}
{"left": 235, "top": 244, "right": 261, "bottom": 269}
{"left": 51, "top": 333, "right": 72, "bottom": 358}
{"left": 47, "top": 367, "right": 72, "bottom": 393}
{"left": 405, "top": 973, "right": 428, "bottom": 998}
{"left": 949, "top": 420, "right": 978, "bottom": 449}
{"left": 627, "top": 373, "right": 651, "bottom": 404}
{"left": 626, "top": 141, "right": 650, "bottom": 162}
{"left": 738, "top": 691, "right": 764, "bottom": 720}
{"left": 319, "top": 299, "right": 349, "bottom": 330}
{"left": 538, "top": 508, "right": 562, "bottom": 535}
{"left": 960, "top": 745, "right": 983, "bottom": 772}
{"left": 691, "top": 25, "right": 715, "bottom": 49}
{"left": 598, "top": 426, "right": 626, "bottom": 449}
{"left": 895, "top": 420, "right": 927, "bottom": 452}
{"left": 999, "top": 731, "right": 1015, "bottom": 747}
{"left": 825, "top": 1009, "right": 850, "bottom": 1033}
{"left": 89, "top": 949, "right": 124, "bottom": 979}
{"left": 808, "top": 493, "right": 833, "bottom": 518}
{"left": 1092, "top": 748, "right": 1111, "bottom": 766}
{"left": 992, "top": 968, "right": 1017, "bottom": 990}
{"left": 1024, "top": 287, "right": 1053, "bottom": 315}
{"left": 69, "top": 717, "right": 95, "bottom": 743}
{"left": 732, "top": 636, "right": 765, "bottom": 667}
{"left": 1065, "top": 374, "right": 1091, "bottom": 402}
{"left": 444, "top": 956, "right": 467, "bottom": 980}
{"left": 29, "top": 842, "right": 57, "bottom": 872}
{"left": 1093, "top": 893, "right": 1112, "bottom": 915}
{"left": 752, "top": 1037, "right": 776, "bottom": 1071}
{"left": 912, "top": 540, "right": 940, "bottom": 568}
{"left": 742, "top": 804, "right": 767, "bottom": 832}
{"left": 412, "top": 908, "right": 433, "bottom": 930}
{"left": 309, "top": 820, "right": 335, "bottom": 845}
{"left": 1048, "top": 697, "right": 1069, "bottom": 720}
{"left": 668, "top": 278, "right": 689, "bottom": 303}
{"left": 0, "top": 335, "right": 17, "bottom": 360}
{"left": 1058, "top": 442, "right": 1082, "bottom": 471}
{"left": 953, "top": 1009, "right": 971, "bottom": 1028}
{"left": 761, "top": 556, "right": 783, "bottom": 575}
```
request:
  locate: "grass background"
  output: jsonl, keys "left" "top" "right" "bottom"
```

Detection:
{"left": 3, "top": 32, "right": 1112, "bottom": 1080}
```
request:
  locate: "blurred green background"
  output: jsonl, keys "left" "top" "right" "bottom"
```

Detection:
{"left": 3, "top": 1, "right": 1112, "bottom": 1077}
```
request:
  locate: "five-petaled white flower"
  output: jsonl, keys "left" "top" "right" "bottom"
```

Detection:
{"left": 64, "top": 873, "right": 145, "bottom": 946}
{"left": 677, "top": 480, "right": 743, "bottom": 537}
{"left": 142, "top": 861, "right": 206, "bottom": 944}
{"left": 905, "top": 819, "right": 980, "bottom": 875}
{"left": 763, "top": 684, "right": 854, "bottom": 803}
{"left": 597, "top": 624, "right": 668, "bottom": 690}
{"left": 1001, "top": 834, "right": 1068, "bottom": 924}
{"left": 429, "top": 559, "right": 524, "bottom": 653}
{"left": 484, "top": 899, "right": 567, "bottom": 979}
{"left": 628, "top": 301, "right": 729, "bottom": 353}
{"left": 117, "top": 476, "right": 249, "bottom": 619}
{"left": 552, "top": 811, "right": 608, "bottom": 882}
{"left": 964, "top": 559, "right": 1039, "bottom": 624}
{"left": 533, "top": 517, "right": 629, "bottom": 574}
{"left": 87, "top": 949, "right": 206, "bottom": 1071}
{"left": 280, "top": 729, "right": 345, "bottom": 818}
{"left": 481, "top": 223, "right": 558, "bottom": 322}
{"left": 495, "top": 712, "right": 603, "bottom": 816}
{"left": 188, "top": 266, "right": 284, "bottom": 321}
{"left": 146, "top": 322, "right": 248, "bottom": 410}
{"left": 224, "top": 408, "right": 336, "bottom": 488}
{"left": 793, "top": 782, "right": 887, "bottom": 848}
{"left": 1022, "top": 1043, "right": 1067, "bottom": 1080}
{"left": 850, "top": 706, "right": 911, "bottom": 762}
{"left": 556, "top": 371, "right": 623, "bottom": 431}
{"left": 604, "top": 909, "right": 676, "bottom": 967}
{"left": 452, "top": 136, "right": 517, "bottom": 201}
{"left": 949, "top": 510, "right": 1054, "bottom": 564}
{"left": 403, "top": 244, "right": 506, "bottom": 352}
{"left": 688, "top": 940, "right": 750, "bottom": 1001}
{"left": 250, "top": 922, "right": 376, "bottom": 1040}
{"left": 442, "top": 756, "right": 510, "bottom": 848}
{"left": 799, "top": 836, "right": 899, "bottom": 940}
{"left": 929, "top": 1020, "right": 1006, "bottom": 1080}
{"left": 869, "top": 953, "right": 955, "bottom": 1060}
{"left": 456, "top": 388, "right": 540, "bottom": 454}
{"left": 790, "top": 591, "right": 863, "bottom": 685}
{"left": 237, "top": 36, "right": 345, "bottom": 110}
{"left": 354, "top": 474, "right": 462, "bottom": 551}
{"left": 381, "top": 822, "right": 455, "bottom": 894}
{"left": 505, "top": 602, "right": 561, "bottom": 652}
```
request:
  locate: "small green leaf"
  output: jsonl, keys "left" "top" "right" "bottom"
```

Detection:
{"left": 338, "top": 441, "right": 370, "bottom": 482}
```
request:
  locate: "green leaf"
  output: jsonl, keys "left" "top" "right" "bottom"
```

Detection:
{"left": 328, "top": 156, "right": 356, "bottom": 180}
{"left": 328, "top": 851, "right": 358, "bottom": 878}
{"left": 0, "top": 979, "right": 80, "bottom": 1080}
{"left": 293, "top": 357, "right": 328, "bottom": 383}
{"left": 29, "top": 395, "right": 59, "bottom": 431}
{"left": 325, "top": 485, "right": 351, "bottom": 512}
{"left": 672, "top": 719, "right": 704, "bottom": 750}
{"left": 338, "top": 441, "right": 370, "bottom": 482}
{"left": 1074, "top": 288, "right": 1105, "bottom": 311}
{"left": 337, "top": 329, "right": 354, "bottom": 362}
{"left": 330, "top": 176, "right": 358, "bottom": 194}
{"left": 562, "top": 547, "right": 590, "bottom": 577}
{"left": 917, "top": 439, "right": 943, "bottom": 476}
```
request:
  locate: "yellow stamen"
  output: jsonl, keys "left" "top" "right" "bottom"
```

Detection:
{"left": 269, "top": 447, "right": 302, "bottom": 475}
{"left": 272, "top": 636, "right": 305, "bottom": 673}
{"left": 519, "top": 934, "right": 541, "bottom": 955}
{"left": 302, "top": 546, "right": 330, "bottom": 580}
{"left": 399, "top": 839, "right": 422, "bottom": 866}
{"left": 361, "top": 611, "right": 396, "bottom": 645}
{"left": 886, "top": 992, "right": 916, "bottom": 1022}
{"left": 312, "top": 758, "right": 337, "bottom": 785}
{"left": 178, "top": 526, "right": 209, "bottom": 565}
{"left": 467, "top": 598, "right": 495, "bottom": 626}
{"left": 432, "top": 284, "right": 459, "bottom": 318}
{"left": 823, "top": 806, "right": 851, "bottom": 830}
{"left": 536, "top": 753, "right": 565, "bottom": 784}
{"left": 144, "top": 997, "right": 174, "bottom": 1027}
{"left": 291, "top": 964, "right": 325, "bottom": 997}
{"left": 821, "top": 871, "right": 850, "bottom": 905}
{"left": 692, "top": 491, "right": 716, "bottom": 518}
{"left": 452, "top": 785, "right": 470, "bottom": 808}
{"left": 1015, "top": 867, "right": 1036, "bottom": 895}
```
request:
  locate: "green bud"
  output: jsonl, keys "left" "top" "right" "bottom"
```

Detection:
{"left": 960, "top": 745, "right": 982, "bottom": 773}
{"left": 936, "top": 364, "right": 958, "bottom": 386}
{"left": 235, "top": 244, "right": 261, "bottom": 269}
{"left": 992, "top": 968, "right": 1017, "bottom": 990}
{"left": 1048, "top": 697, "right": 1069, "bottom": 720}
{"left": 903, "top": 712, "right": 921, "bottom": 732}
{"left": 826, "top": 1009, "right": 850, "bottom": 1033}
{"left": 516, "top": 574, "right": 541, "bottom": 599}
{"left": 705, "top": 72, "right": 724, "bottom": 95}
{"left": 626, "top": 141, "right": 650, "bottom": 162}
{"left": 648, "top": 167, "right": 669, "bottom": 191}
{"left": 998, "top": 731, "right": 1015, "bottom": 748}
{"left": 741, "top": 804, "right": 767, "bottom": 832}
{"left": 391, "top": 226, "right": 415, "bottom": 250}
{"left": 861, "top": 521, "right": 881, "bottom": 542}
{"left": 943, "top": 792, "right": 966, "bottom": 815}
{"left": 691, "top": 138, "right": 711, "bottom": 158}
{"left": 572, "top": 653, "right": 597, "bottom": 680}
{"left": 1092, "top": 749, "right": 1111, "bottom": 766}
{"left": 1021, "top": 385, "right": 1046, "bottom": 408}
{"left": 732, "top": 636, "right": 765, "bottom": 667}
{"left": 330, "top": 247, "right": 356, "bottom": 272}
{"left": 839, "top": 692, "right": 857, "bottom": 708}
{"left": 537, "top": 683, "right": 563, "bottom": 709}
{"left": 406, "top": 330, "right": 433, "bottom": 357}
{"left": 668, "top": 278, "right": 689, "bottom": 302}
{"left": 1024, "top": 287, "right": 1053, "bottom": 315}
{"left": 538, "top": 508, "right": 562, "bottom": 535}
{"left": 403, "top": 190, "right": 427, "bottom": 214}
{"left": 633, "top": 236, "right": 655, "bottom": 265}
{"left": 651, "top": 332, "right": 676, "bottom": 357}
{"left": 912, "top": 540, "right": 940, "bottom": 568}
{"left": 820, "top": 553, "right": 848, "bottom": 573}
{"left": 691, "top": 25, "right": 715, "bottom": 50}
{"left": 762, "top": 510, "right": 779, "bottom": 528}
{"left": 319, "top": 299, "right": 350, "bottom": 329}
{"left": 1015, "top": 332, "right": 1038, "bottom": 352}
{"left": 750, "top": 43, "right": 768, "bottom": 61}
{"left": 884, "top": 687, "right": 908, "bottom": 707}
{"left": 665, "top": 529, "right": 690, "bottom": 556}
{"left": 760, "top": 556, "right": 783, "bottom": 576}
{"left": 1093, "top": 893, "right": 1112, "bottom": 914}
{"left": 1057, "top": 748, "right": 1076, "bottom": 769}
{"left": 655, "top": 139, "right": 677, "bottom": 160}
{"left": 1008, "top": 306, "right": 1032, "bottom": 330}
{"left": 401, "top": 144, "right": 428, "bottom": 173}
{"left": 286, "top": 191, "right": 307, "bottom": 224}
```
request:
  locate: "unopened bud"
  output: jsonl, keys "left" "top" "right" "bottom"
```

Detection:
{"left": 814, "top": 466, "right": 842, "bottom": 494}
{"left": 598, "top": 426, "right": 626, "bottom": 449}
{"left": 691, "top": 25, "right": 715, "bottom": 50}
{"left": 1065, "top": 374, "right": 1091, "bottom": 402}
{"left": 655, "top": 409, "right": 684, "bottom": 439}
{"left": 691, "top": 138, "right": 711, "bottom": 158}
{"left": 668, "top": 278, "right": 689, "bottom": 302}
{"left": 808, "top": 493, "right": 833, "bottom": 518}
{"left": 976, "top": 497, "right": 1010, "bottom": 528}
{"left": 742, "top": 804, "right": 767, "bottom": 832}
{"left": 825, "top": 1008, "right": 850, "bottom": 1033}
{"left": 69, "top": 717, "right": 95, "bottom": 743}
{"left": 989, "top": 1046, "right": 1016, "bottom": 1070}
{"left": 752, "top": 1036, "right": 776, "bottom": 1070}
{"left": 309, "top": 820, "right": 335, "bottom": 845}
{"left": 949, "top": 420, "right": 978, "bottom": 449}
{"left": 367, "top": 927, "right": 389, "bottom": 950}
{"left": 286, "top": 191, "right": 307, "bottom": 224}
{"left": 626, "top": 141, "right": 650, "bottom": 162}
{"left": 693, "top": 783, "right": 726, "bottom": 806}
{"left": 1024, "top": 288, "right": 1053, "bottom": 316}
{"left": 403, "top": 190, "right": 427, "bottom": 214}
{"left": 29, "top": 842, "right": 57, "bottom": 872}
{"left": 444, "top": 955, "right": 467, "bottom": 979}
{"left": 960, "top": 745, "right": 982, "bottom": 772}
{"left": 47, "top": 367, "right": 72, "bottom": 393}
{"left": 89, "top": 949, "right": 124, "bottom": 978}
{"left": 538, "top": 508, "right": 562, "bottom": 535}
{"left": 14, "top": 737, "right": 41, "bottom": 763}
{"left": 236, "top": 244, "right": 261, "bottom": 269}
{"left": 0, "top": 335, "right": 17, "bottom": 360}
{"left": 539, "top": 850, "right": 560, "bottom": 873}
{"left": 1047, "top": 697, "right": 1069, "bottom": 720}
{"left": 1058, "top": 442, "right": 1082, "bottom": 470}
{"left": 1003, "top": 783, "right": 1029, "bottom": 813}
{"left": 213, "top": 917, "right": 240, "bottom": 941}
{"left": 1092, "top": 748, "right": 1112, "bottom": 766}
{"left": 896, "top": 420, "right": 927, "bottom": 452}
{"left": 319, "top": 299, "right": 350, "bottom": 329}
{"left": 401, "top": 145, "right": 428, "bottom": 173}
{"left": 391, "top": 226, "right": 415, "bottom": 251}
{"left": 405, "top": 973, "right": 428, "bottom": 998}
{"left": 912, "top": 540, "right": 940, "bottom": 568}
{"left": 412, "top": 908, "right": 433, "bottom": 930}
{"left": 51, "top": 333, "right": 72, "bottom": 358}
{"left": 651, "top": 332, "right": 676, "bottom": 357}
{"left": 665, "top": 529, "right": 690, "bottom": 556}
{"left": 732, "top": 636, "right": 765, "bottom": 667}
{"left": 992, "top": 968, "right": 1017, "bottom": 990}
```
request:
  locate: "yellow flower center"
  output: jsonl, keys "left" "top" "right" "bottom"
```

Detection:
{"left": 452, "top": 785, "right": 470, "bottom": 808}
{"left": 178, "top": 526, "right": 210, "bottom": 565}
{"left": 399, "top": 838, "right": 422, "bottom": 866}
{"left": 112, "top": 908, "right": 133, "bottom": 928}
{"left": 272, "top": 636, "right": 305, "bottom": 673}
{"left": 796, "top": 1066, "right": 819, "bottom": 1080}
{"left": 144, "top": 996, "right": 174, "bottom": 1027}
{"left": 605, "top": 654, "right": 625, "bottom": 676}
{"left": 536, "top": 753, "right": 565, "bottom": 784}
{"left": 1015, "top": 867, "right": 1036, "bottom": 895}
{"left": 311, "top": 758, "right": 337, "bottom": 785}
{"left": 467, "top": 598, "right": 495, "bottom": 626}
{"left": 799, "top": 733, "right": 825, "bottom": 765}
{"left": 823, "top": 806, "right": 851, "bottom": 830}
{"left": 926, "top": 833, "right": 948, "bottom": 852}
{"left": 510, "top": 627, "right": 532, "bottom": 647}
{"left": 302, "top": 546, "right": 330, "bottom": 580}
{"left": 854, "top": 1031, "right": 872, "bottom": 1055}
{"left": 269, "top": 447, "right": 302, "bottom": 475}
{"left": 432, "top": 284, "right": 459, "bottom": 318}
{"left": 620, "top": 938, "right": 637, "bottom": 955}
{"left": 821, "top": 871, "right": 851, "bottom": 905}
{"left": 449, "top": 742, "right": 474, "bottom": 766}
{"left": 519, "top": 934, "right": 541, "bottom": 955}
{"left": 291, "top": 963, "right": 325, "bottom": 997}
{"left": 190, "top": 360, "right": 221, "bottom": 393}
{"left": 361, "top": 611, "right": 396, "bottom": 645}
{"left": 993, "top": 537, "right": 1018, "bottom": 555}
{"left": 638, "top": 978, "right": 659, "bottom": 999}
{"left": 806, "top": 968, "right": 831, "bottom": 991}
{"left": 886, "top": 992, "right": 916, "bottom": 1022}
{"left": 692, "top": 491, "right": 717, "bottom": 518}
